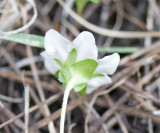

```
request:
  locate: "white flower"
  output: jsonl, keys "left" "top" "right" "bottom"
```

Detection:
{"left": 86, "top": 53, "right": 119, "bottom": 93}
{"left": 41, "top": 29, "right": 120, "bottom": 94}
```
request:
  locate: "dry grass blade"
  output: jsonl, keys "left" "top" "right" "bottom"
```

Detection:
{"left": 0, "top": 0, "right": 160, "bottom": 132}
{"left": 24, "top": 85, "right": 30, "bottom": 133}
{"left": 26, "top": 46, "right": 56, "bottom": 133}
{"left": 0, "top": 92, "right": 63, "bottom": 129}
{"left": 0, "top": 94, "right": 23, "bottom": 103}
{"left": 0, "top": 70, "right": 60, "bottom": 91}
{"left": 0, "top": 0, "right": 37, "bottom": 35}
{"left": 105, "top": 94, "right": 128, "bottom": 133}
{"left": 57, "top": 0, "right": 160, "bottom": 38}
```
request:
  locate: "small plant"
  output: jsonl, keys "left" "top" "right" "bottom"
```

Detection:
{"left": 76, "top": 0, "right": 99, "bottom": 15}
{"left": 41, "top": 29, "right": 120, "bottom": 133}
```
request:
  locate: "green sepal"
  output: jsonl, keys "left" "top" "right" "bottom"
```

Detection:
{"left": 62, "top": 83, "right": 67, "bottom": 90}
{"left": 55, "top": 59, "right": 64, "bottom": 69}
{"left": 58, "top": 70, "right": 66, "bottom": 83}
{"left": 57, "top": 48, "right": 77, "bottom": 83}
{"left": 64, "top": 48, "right": 77, "bottom": 68}
{"left": 79, "top": 86, "right": 87, "bottom": 96}
{"left": 70, "top": 59, "right": 98, "bottom": 85}
{"left": 63, "top": 68, "right": 72, "bottom": 82}
{"left": 92, "top": 73, "right": 105, "bottom": 78}
{"left": 73, "top": 83, "right": 87, "bottom": 92}
{"left": 55, "top": 70, "right": 60, "bottom": 78}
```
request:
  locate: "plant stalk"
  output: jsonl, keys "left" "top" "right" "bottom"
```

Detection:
{"left": 60, "top": 81, "right": 74, "bottom": 133}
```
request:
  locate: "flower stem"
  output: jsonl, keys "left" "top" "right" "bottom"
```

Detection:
{"left": 60, "top": 81, "right": 73, "bottom": 133}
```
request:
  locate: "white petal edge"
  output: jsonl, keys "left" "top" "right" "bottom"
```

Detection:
{"left": 73, "top": 31, "right": 98, "bottom": 62}
{"left": 95, "top": 53, "right": 120, "bottom": 75}
{"left": 41, "top": 51, "right": 60, "bottom": 75}
{"left": 44, "top": 29, "right": 71, "bottom": 63}
{"left": 86, "top": 75, "right": 112, "bottom": 94}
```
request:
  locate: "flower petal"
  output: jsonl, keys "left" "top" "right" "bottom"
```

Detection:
{"left": 95, "top": 53, "right": 120, "bottom": 75}
{"left": 86, "top": 75, "right": 111, "bottom": 94}
{"left": 73, "top": 31, "right": 98, "bottom": 62}
{"left": 41, "top": 51, "right": 61, "bottom": 75}
{"left": 44, "top": 29, "right": 71, "bottom": 63}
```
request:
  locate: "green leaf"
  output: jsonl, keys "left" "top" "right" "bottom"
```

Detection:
{"left": 64, "top": 48, "right": 77, "bottom": 68}
{"left": 73, "top": 83, "right": 87, "bottom": 92}
{"left": 76, "top": 0, "right": 99, "bottom": 9}
{"left": 76, "top": 0, "right": 88, "bottom": 11}
{"left": 76, "top": 0, "right": 99, "bottom": 15}
{"left": 0, "top": 34, "right": 44, "bottom": 48}
{"left": 98, "top": 46, "right": 141, "bottom": 54}
{"left": 89, "top": 0, "right": 99, "bottom": 3}
{"left": 70, "top": 59, "right": 98, "bottom": 85}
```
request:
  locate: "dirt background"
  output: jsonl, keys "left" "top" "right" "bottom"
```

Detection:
{"left": 0, "top": 0, "right": 160, "bottom": 133}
